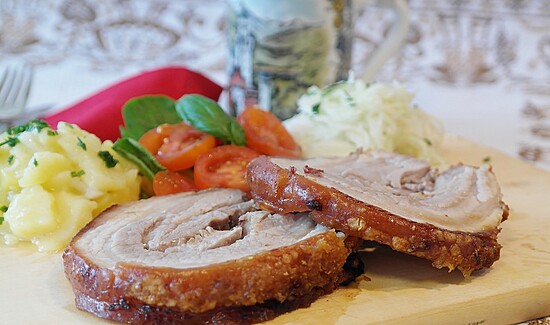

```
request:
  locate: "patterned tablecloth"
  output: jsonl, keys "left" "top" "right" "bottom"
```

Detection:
{"left": 2, "top": 0, "right": 550, "bottom": 171}
{"left": 1, "top": 1, "right": 550, "bottom": 322}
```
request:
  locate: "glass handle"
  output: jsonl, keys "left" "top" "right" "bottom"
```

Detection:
{"left": 357, "top": 0, "right": 409, "bottom": 81}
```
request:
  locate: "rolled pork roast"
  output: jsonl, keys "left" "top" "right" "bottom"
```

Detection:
{"left": 247, "top": 150, "right": 509, "bottom": 277}
{"left": 63, "top": 149, "right": 509, "bottom": 323}
{"left": 63, "top": 188, "right": 363, "bottom": 324}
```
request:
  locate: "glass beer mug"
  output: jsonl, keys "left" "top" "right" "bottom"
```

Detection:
{"left": 226, "top": 0, "right": 408, "bottom": 119}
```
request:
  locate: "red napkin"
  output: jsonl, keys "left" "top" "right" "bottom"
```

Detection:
{"left": 43, "top": 66, "right": 223, "bottom": 141}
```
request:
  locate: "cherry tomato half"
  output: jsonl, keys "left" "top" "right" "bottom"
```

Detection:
{"left": 139, "top": 123, "right": 216, "bottom": 172}
{"left": 153, "top": 171, "right": 197, "bottom": 196}
{"left": 193, "top": 145, "right": 260, "bottom": 192}
{"left": 237, "top": 106, "right": 302, "bottom": 158}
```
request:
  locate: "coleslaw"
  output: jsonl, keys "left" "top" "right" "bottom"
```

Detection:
{"left": 283, "top": 80, "right": 445, "bottom": 165}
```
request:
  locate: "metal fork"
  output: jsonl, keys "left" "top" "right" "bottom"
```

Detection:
{"left": 0, "top": 63, "right": 34, "bottom": 129}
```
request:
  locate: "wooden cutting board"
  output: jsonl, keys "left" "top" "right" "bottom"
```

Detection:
{"left": 1, "top": 136, "right": 549, "bottom": 324}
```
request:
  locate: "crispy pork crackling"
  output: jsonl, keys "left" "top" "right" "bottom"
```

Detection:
{"left": 247, "top": 151, "right": 509, "bottom": 276}
{"left": 63, "top": 188, "right": 363, "bottom": 324}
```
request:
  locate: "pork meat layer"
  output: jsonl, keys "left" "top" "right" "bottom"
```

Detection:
{"left": 63, "top": 188, "right": 362, "bottom": 324}
{"left": 247, "top": 151, "right": 509, "bottom": 276}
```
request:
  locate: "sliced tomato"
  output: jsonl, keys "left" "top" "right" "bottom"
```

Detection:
{"left": 237, "top": 106, "right": 302, "bottom": 158}
{"left": 194, "top": 145, "right": 260, "bottom": 192}
{"left": 153, "top": 171, "right": 196, "bottom": 196}
{"left": 139, "top": 123, "right": 216, "bottom": 171}
{"left": 138, "top": 128, "right": 165, "bottom": 154}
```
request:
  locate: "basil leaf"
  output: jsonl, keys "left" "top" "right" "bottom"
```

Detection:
{"left": 176, "top": 94, "right": 246, "bottom": 146}
{"left": 112, "top": 138, "right": 166, "bottom": 181}
{"left": 121, "top": 96, "right": 181, "bottom": 140}
{"left": 229, "top": 120, "right": 246, "bottom": 144}
{"left": 119, "top": 126, "right": 132, "bottom": 139}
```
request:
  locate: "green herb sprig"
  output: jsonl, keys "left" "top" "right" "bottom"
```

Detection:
{"left": 77, "top": 137, "right": 87, "bottom": 151}
{"left": 1, "top": 120, "right": 51, "bottom": 147}
{"left": 98, "top": 151, "right": 118, "bottom": 168}
{"left": 71, "top": 170, "right": 86, "bottom": 178}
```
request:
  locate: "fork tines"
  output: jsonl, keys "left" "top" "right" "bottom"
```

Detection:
{"left": 0, "top": 63, "right": 34, "bottom": 120}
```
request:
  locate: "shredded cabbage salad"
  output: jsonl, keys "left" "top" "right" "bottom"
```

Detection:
{"left": 283, "top": 80, "right": 445, "bottom": 165}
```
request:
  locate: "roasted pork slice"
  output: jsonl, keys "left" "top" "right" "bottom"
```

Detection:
{"left": 247, "top": 151, "right": 509, "bottom": 276}
{"left": 63, "top": 188, "right": 363, "bottom": 324}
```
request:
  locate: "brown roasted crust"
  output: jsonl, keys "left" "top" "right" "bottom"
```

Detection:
{"left": 63, "top": 212, "right": 361, "bottom": 323}
{"left": 67, "top": 252, "right": 363, "bottom": 324}
{"left": 247, "top": 155, "right": 507, "bottom": 277}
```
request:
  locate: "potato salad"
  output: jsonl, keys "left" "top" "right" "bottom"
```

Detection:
{"left": 0, "top": 121, "right": 141, "bottom": 252}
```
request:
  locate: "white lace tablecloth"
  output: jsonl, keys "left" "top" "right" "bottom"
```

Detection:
{"left": 1, "top": 1, "right": 550, "bottom": 322}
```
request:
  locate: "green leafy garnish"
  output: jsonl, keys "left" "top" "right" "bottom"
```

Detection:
{"left": 47, "top": 130, "right": 58, "bottom": 136}
{"left": 112, "top": 138, "right": 166, "bottom": 181}
{"left": 1, "top": 120, "right": 51, "bottom": 148}
{"left": 98, "top": 151, "right": 118, "bottom": 168}
{"left": 6, "top": 120, "right": 49, "bottom": 136}
{"left": 71, "top": 170, "right": 86, "bottom": 178}
{"left": 483, "top": 156, "right": 491, "bottom": 163}
{"left": 1, "top": 205, "right": 8, "bottom": 224}
{"left": 0, "top": 137, "right": 20, "bottom": 147}
{"left": 116, "top": 94, "right": 245, "bottom": 180}
{"left": 77, "top": 137, "right": 87, "bottom": 151}
{"left": 7, "top": 155, "right": 14, "bottom": 165}
{"left": 120, "top": 96, "right": 182, "bottom": 140}
{"left": 33, "top": 158, "right": 38, "bottom": 167}
{"left": 312, "top": 103, "right": 320, "bottom": 114}
{"left": 424, "top": 138, "right": 433, "bottom": 146}
{"left": 176, "top": 94, "right": 246, "bottom": 146}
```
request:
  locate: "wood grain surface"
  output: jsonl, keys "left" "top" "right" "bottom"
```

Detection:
{"left": 1, "top": 136, "right": 549, "bottom": 324}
